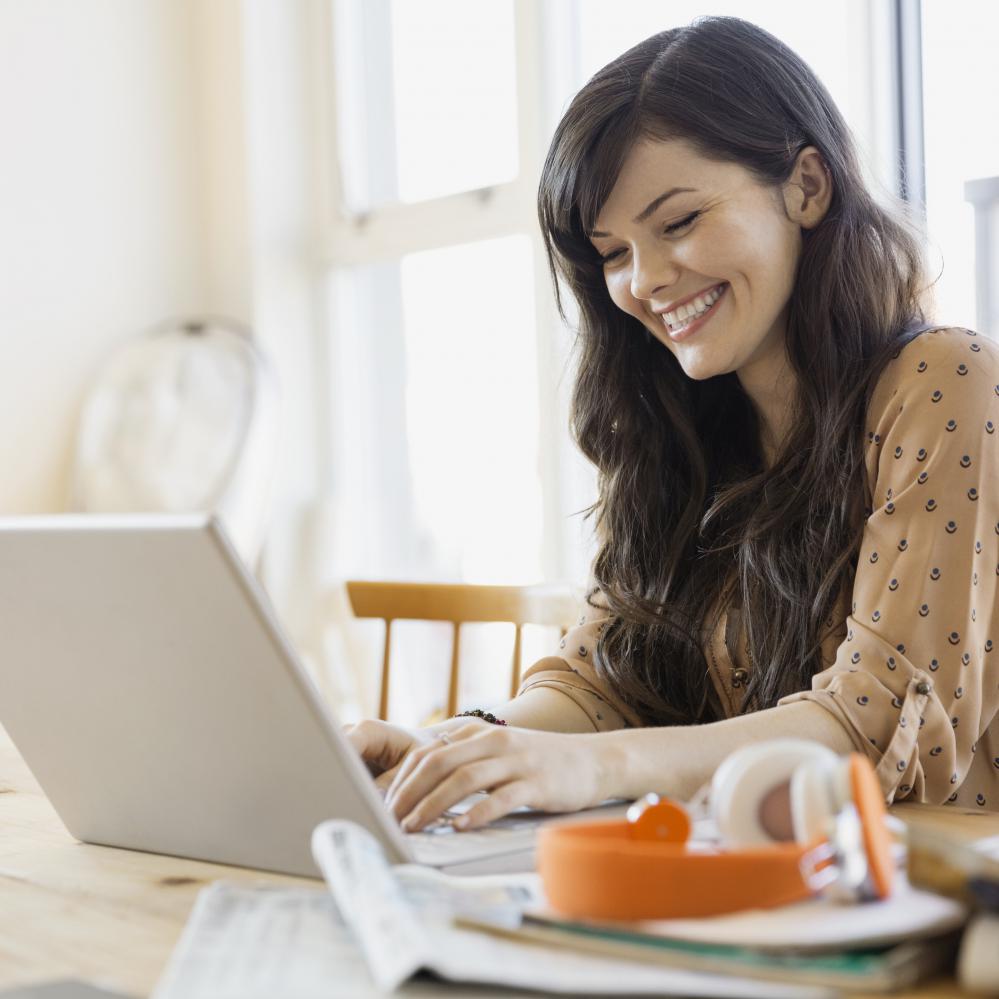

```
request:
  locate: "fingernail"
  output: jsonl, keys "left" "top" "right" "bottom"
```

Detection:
{"left": 453, "top": 814, "right": 469, "bottom": 830}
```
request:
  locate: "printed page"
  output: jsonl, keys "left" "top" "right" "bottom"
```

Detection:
{"left": 152, "top": 884, "right": 381, "bottom": 999}
{"left": 150, "top": 883, "right": 526, "bottom": 999}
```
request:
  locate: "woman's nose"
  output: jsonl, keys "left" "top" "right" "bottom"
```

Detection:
{"left": 629, "top": 246, "right": 679, "bottom": 302}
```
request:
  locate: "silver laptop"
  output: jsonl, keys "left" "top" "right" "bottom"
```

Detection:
{"left": 0, "top": 514, "right": 607, "bottom": 878}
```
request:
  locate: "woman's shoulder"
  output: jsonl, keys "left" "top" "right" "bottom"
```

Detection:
{"left": 868, "top": 325, "right": 999, "bottom": 424}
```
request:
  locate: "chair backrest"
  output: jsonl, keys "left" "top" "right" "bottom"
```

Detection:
{"left": 345, "top": 581, "right": 579, "bottom": 720}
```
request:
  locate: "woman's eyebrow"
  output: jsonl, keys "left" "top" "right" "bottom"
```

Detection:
{"left": 589, "top": 186, "right": 699, "bottom": 238}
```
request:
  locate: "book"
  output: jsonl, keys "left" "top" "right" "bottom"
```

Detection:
{"left": 462, "top": 915, "right": 959, "bottom": 993}
{"left": 455, "top": 863, "right": 969, "bottom": 993}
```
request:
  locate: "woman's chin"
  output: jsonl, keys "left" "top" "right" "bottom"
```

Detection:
{"left": 647, "top": 326, "right": 728, "bottom": 381}
{"left": 672, "top": 346, "right": 725, "bottom": 381}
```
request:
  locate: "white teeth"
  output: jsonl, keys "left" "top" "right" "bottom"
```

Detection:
{"left": 662, "top": 284, "right": 724, "bottom": 331}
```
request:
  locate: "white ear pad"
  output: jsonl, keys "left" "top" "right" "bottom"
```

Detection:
{"left": 711, "top": 739, "right": 839, "bottom": 846}
{"left": 788, "top": 753, "right": 853, "bottom": 843}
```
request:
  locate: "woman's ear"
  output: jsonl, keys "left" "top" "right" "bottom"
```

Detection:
{"left": 782, "top": 146, "right": 833, "bottom": 229}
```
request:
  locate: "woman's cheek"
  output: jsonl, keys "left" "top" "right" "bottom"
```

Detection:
{"left": 605, "top": 272, "right": 644, "bottom": 324}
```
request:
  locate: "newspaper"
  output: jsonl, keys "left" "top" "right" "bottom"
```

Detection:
{"left": 151, "top": 883, "right": 501, "bottom": 999}
{"left": 309, "top": 819, "right": 832, "bottom": 998}
{"left": 152, "top": 884, "right": 379, "bottom": 999}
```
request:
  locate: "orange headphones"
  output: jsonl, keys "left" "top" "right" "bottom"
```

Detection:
{"left": 537, "top": 739, "right": 894, "bottom": 921}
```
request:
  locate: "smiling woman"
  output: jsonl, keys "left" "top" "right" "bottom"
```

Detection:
{"left": 347, "top": 15, "right": 999, "bottom": 833}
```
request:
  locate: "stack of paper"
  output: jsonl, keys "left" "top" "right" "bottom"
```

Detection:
{"left": 497, "top": 887, "right": 964, "bottom": 992}
{"left": 310, "top": 820, "right": 966, "bottom": 995}
{"left": 153, "top": 820, "right": 971, "bottom": 997}
{"left": 310, "top": 820, "right": 832, "bottom": 997}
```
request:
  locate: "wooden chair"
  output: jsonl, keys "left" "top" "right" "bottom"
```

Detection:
{"left": 345, "top": 581, "right": 580, "bottom": 720}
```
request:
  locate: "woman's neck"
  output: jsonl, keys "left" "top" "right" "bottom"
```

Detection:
{"left": 736, "top": 332, "right": 797, "bottom": 468}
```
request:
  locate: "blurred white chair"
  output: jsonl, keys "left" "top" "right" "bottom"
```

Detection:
{"left": 71, "top": 318, "right": 280, "bottom": 567}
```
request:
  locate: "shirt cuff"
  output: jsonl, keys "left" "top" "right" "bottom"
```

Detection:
{"left": 777, "top": 670, "right": 936, "bottom": 803}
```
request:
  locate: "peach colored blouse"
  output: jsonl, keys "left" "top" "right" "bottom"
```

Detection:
{"left": 518, "top": 327, "right": 999, "bottom": 809}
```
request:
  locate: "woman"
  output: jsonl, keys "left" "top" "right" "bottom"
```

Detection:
{"left": 349, "top": 16, "right": 999, "bottom": 831}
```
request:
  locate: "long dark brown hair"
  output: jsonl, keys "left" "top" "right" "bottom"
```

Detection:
{"left": 538, "top": 16, "right": 934, "bottom": 726}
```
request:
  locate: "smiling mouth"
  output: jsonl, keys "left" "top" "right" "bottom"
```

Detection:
{"left": 659, "top": 283, "right": 727, "bottom": 333}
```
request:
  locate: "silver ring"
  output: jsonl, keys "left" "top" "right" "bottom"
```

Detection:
{"left": 437, "top": 731, "right": 452, "bottom": 745}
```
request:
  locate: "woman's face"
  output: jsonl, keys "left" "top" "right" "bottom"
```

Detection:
{"left": 589, "top": 138, "right": 824, "bottom": 385}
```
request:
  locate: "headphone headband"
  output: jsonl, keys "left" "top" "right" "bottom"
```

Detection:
{"left": 538, "top": 819, "right": 818, "bottom": 920}
{"left": 537, "top": 750, "right": 893, "bottom": 921}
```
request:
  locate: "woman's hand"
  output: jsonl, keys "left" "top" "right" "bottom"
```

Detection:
{"left": 384, "top": 721, "right": 613, "bottom": 831}
{"left": 344, "top": 719, "right": 436, "bottom": 791}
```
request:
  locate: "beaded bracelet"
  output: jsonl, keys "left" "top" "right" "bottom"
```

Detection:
{"left": 454, "top": 708, "right": 508, "bottom": 726}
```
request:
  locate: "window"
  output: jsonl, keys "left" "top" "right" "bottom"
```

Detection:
{"left": 327, "top": 0, "right": 573, "bottom": 593}
{"left": 326, "top": 0, "right": 562, "bottom": 724}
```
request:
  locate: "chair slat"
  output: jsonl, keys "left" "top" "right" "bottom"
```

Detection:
{"left": 378, "top": 618, "right": 393, "bottom": 721}
{"left": 447, "top": 622, "right": 461, "bottom": 717}
{"left": 509, "top": 624, "right": 523, "bottom": 699}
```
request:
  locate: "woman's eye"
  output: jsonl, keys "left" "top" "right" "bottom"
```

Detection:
{"left": 663, "top": 211, "right": 700, "bottom": 235}
{"left": 598, "top": 211, "right": 700, "bottom": 263}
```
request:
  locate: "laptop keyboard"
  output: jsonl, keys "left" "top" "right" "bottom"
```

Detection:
{"left": 402, "top": 795, "right": 547, "bottom": 865}
{"left": 406, "top": 815, "right": 540, "bottom": 865}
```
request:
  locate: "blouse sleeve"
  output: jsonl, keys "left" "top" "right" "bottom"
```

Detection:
{"left": 516, "top": 585, "right": 643, "bottom": 731}
{"left": 777, "top": 328, "right": 999, "bottom": 804}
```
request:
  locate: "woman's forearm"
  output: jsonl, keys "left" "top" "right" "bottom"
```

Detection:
{"left": 430, "top": 685, "right": 598, "bottom": 735}
{"left": 598, "top": 700, "right": 857, "bottom": 802}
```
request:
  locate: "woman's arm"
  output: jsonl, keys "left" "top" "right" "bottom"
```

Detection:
{"left": 434, "top": 686, "right": 600, "bottom": 734}
{"left": 385, "top": 700, "right": 856, "bottom": 831}
{"left": 600, "top": 699, "right": 856, "bottom": 803}
{"left": 345, "top": 685, "right": 599, "bottom": 792}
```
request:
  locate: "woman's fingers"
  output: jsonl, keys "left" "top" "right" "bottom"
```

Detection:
{"left": 344, "top": 719, "right": 421, "bottom": 776}
{"left": 385, "top": 722, "right": 487, "bottom": 805}
{"left": 458, "top": 780, "right": 534, "bottom": 830}
{"left": 374, "top": 762, "right": 401, "bottom": 792}
{"left": 400, "top": 756, "right": 519, "bottom": 831}
{"left": 387, "top": 724, "right": 505, "bottom": 820}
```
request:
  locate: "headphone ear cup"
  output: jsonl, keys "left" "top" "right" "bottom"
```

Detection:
{"left": 791, "top": 753, "right": 895, "bottom": 900}
{"left": 712, "top": 739, "right": 839, "bottom": 846}
{"left": 849, "top": 754, "right": 894, "bottom": 899}
{"left": 789, "top": 754, "right": 846, "bottom": 843}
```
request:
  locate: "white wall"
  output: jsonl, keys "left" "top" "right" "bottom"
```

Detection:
{"left": 0, "top": 0, "right": 207, "bottom": 513}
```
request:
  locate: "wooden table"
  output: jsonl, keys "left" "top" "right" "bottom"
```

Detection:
{"left": 0, "top": 724, "right": 317, "bottom": 996}
{"left": 1, "top": 723, "right": 995, "bottom": 998}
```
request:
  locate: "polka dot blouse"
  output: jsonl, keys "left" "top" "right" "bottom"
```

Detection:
{"left": 518, "top": 327, "right": 999, "bottom": 809}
